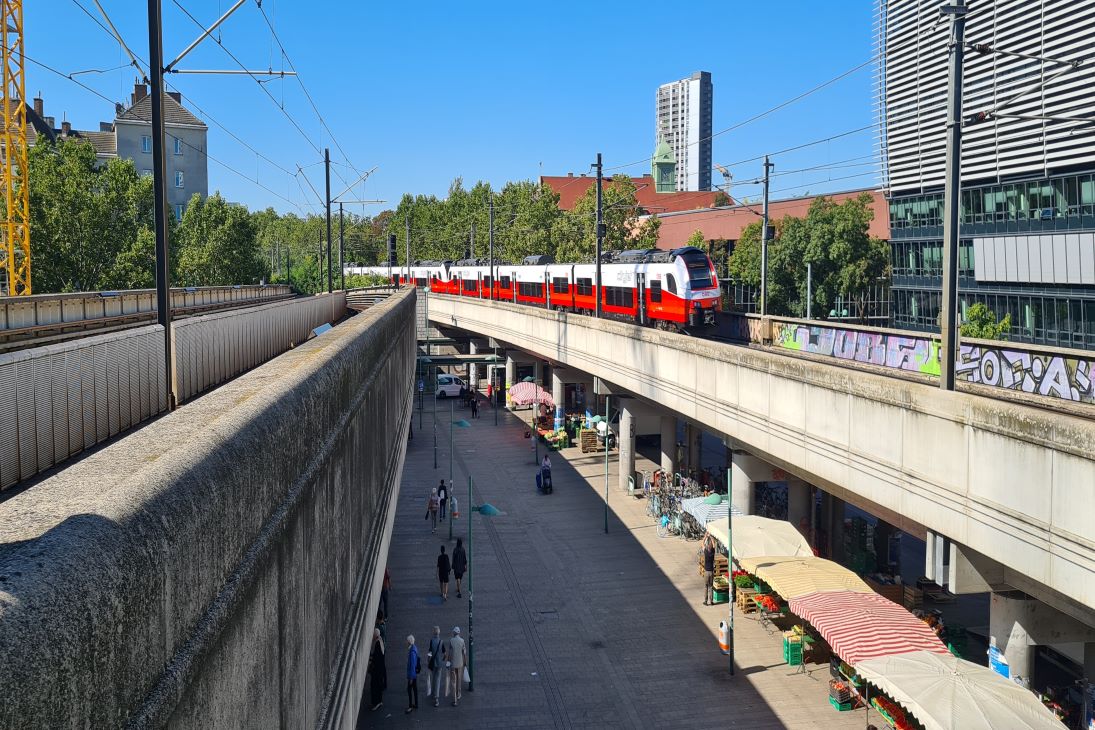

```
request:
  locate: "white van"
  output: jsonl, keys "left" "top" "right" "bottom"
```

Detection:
{"left": 436, "top": 374, "right": 466, "bottom": 399}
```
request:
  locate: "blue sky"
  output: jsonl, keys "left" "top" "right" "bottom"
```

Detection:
{"left": 28, "top": 1, "right": 879, "bottom": 216}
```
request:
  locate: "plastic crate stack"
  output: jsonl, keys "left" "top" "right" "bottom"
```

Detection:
{"left": 783, "top": 631, "right": 804, "bottom": 666}
{"left": 827, "top": 678, "right": 854, "bottom": 712}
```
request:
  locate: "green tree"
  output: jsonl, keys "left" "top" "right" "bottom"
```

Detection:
{"left": 176, "top": 193, "right": 264, "bottom": 286}
{"left": 26, "top": 139, "right": 158, "bottom": 292}
{"left": 727, "top": 194, "right": 889, "bottom": 320}
{"left": 960, "top": 302, "right": 1011, "bottom": 340}
{"left": 494, "top": 180, "right": 561, "bottom": 262}
{"left": 684, "top": 229, "right": 706, "bottom": 248}
{"left": 555, "top": 175, "right": 658, "bottom": 262}
{"left": 713, "top": 190, "right": 732, "bottom": 207}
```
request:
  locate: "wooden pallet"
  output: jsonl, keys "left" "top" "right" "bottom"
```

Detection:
{"left": 580, "top": 430, "right": 602, "bottom": 453}
{"left": 903, "top": 585, "right": 924, "bottom": 609}
{"left": 737, "top": 588, "right": 758, "bottom": 613}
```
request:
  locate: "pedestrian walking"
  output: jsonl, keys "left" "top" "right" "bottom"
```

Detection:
{"left": 405, "top": 635, "right": 419, "bottom": 714}
{"left": 438, "top": 480, "right": 448, "bottom": 522}
{"left": 446, "top": 626, "right": 467, "bottom": 706}
{"left": 470, "top": 395, "right": 479, "bottom": 418}
{"left": 486, "top": 382, "right": 493, "bottom": 404}
{"left": 368, "top": 628, "right": 386, "bottom": 711}
{"left": 702, "top": 535, "right": 716, "bottom": 605}
{"left": 426, "top": 626, "right": 446, "bottom": 706}
{"left": 427, "top": 488, "right": 440, "bottom": 533}
{"left": 437, "top": 545, "right": 451, "bottom": 601}
{"left": 452, "top": 538, "right": 467, "bottom": 599}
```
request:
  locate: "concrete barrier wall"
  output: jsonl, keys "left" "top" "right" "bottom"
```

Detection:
{"left": 172, "top": 291, "right": 346, "bottom": 403}
{"left": 0, "top": 287, "right": 415, "bottom": 728}
{"left": 429, "top": 295, "right": 1095, "bottom": 621}
{"left": 0, "top": 324, "right": 167, "bottom": 489}
{"left": 722, "top": 312, "right": 1095, "bottom": 407}
{"left": 0, "top": 293, "right": 347, "bottom": 490}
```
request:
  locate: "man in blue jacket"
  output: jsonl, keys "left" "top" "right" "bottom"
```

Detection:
{"left": 405, "top": 635, "right": 419, "bottom": 714}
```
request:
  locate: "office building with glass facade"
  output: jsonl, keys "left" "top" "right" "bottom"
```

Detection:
{"left": 877, "top": 0, "right": 1095, "bottom": 349}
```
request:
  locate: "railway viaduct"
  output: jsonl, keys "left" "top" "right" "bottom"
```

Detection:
{"left": 427, "top": 293, "right": 1095, "bottom": 683}
{"left": 2, "top": 284, "right": 1093, "bottom": 724}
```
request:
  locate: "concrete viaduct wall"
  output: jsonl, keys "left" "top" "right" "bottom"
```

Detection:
{"left": 0, "top": 288, "right": 416, "bottom": 728}
{"left": 428, "top": 295, "right": 1095, "bottom": 624}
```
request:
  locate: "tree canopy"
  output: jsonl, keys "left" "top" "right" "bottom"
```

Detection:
{"left": 960, "top": 302, "right": 1011, "bottom": 340}
{"left": 726, "top": 193, "right": 889, "bottom": 320}
{"left": 23, "top": 139, "right": 665, "bottom": 295}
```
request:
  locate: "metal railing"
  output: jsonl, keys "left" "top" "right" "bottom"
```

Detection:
{"left": 0, "top": 284, "right": 293, "bottom": 351}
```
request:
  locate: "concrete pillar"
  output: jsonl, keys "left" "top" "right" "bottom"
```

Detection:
{"left": 787, "top": 479, "right": 812, "bottom": 537}
{"left": 990, "top": 593, "right": 1037, "bottom": 687}
{"left": 552, "top": 370, "right": 564, "bottom": 431}
{"left": 660, "top": 415, "right": 677, "bottom": 475}
{"left": 684, "top": 424, "right": 700, "bottom": 474}
{"left": 828, "top": 496, "right": 846, "bottom": 564}
{"left": 730, "top": 451, "right": 756, "bottom": 515}
{"left": 469, "top": 341, "right": 479, "bottom": 391}
{"left": 533, "top": 359, "right": 543, "bottom": 387}
{"left": 619, "top": 401, "right": 635, "bottom": 494}
{"left": 505, "top": 353, "right": 516, "bottom": 410}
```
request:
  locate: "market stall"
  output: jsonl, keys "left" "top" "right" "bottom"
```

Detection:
{"left": 855, "top": 650, "right": 1067, "bottom": 730}
{"left": 707, "top": 515, "right": 813, "bottom": 561}
{"left": 788, "top": 591, "right": 949, "bottom": 666}
{"left": 740, "top": 556, "right": 874, "bottom": 600}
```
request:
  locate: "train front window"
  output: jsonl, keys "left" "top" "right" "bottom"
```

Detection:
{"left": 682, "top": 254, "right": 714, "bottom": 288}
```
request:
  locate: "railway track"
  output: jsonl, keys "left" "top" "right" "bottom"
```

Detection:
{"left": 0, "top": 285, "right": 294, "bottom": 353}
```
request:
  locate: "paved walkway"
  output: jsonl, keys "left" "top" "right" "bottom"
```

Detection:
{"left": 358, "top": 400, "right": 868, "bottom": 729}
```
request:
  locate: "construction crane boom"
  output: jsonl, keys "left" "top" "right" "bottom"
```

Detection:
{"left": 1, "top": 0, "right": 30, "bottom": 296}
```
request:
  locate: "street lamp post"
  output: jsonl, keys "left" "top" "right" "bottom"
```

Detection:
{"left": 727, "top": 468, "right": 735, "bottom": 675}
{"left": 449, "top": 413, "right": 470, "bottom": 540}
{"left": 465, "top": 480, "right": 501, "bottom": 693}
{"left": 603, "top": 395, "right": 610, "bottom": 534}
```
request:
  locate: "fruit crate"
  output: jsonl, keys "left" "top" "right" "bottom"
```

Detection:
{"left": 783, "top": 637, "right": 804, "bottom": 666}
{"left": 828, "top": 696, "right": 854, "bottom": 712}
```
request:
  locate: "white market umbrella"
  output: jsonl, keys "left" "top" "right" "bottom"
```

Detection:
{"left": 706, "top": 515, "right": 813, "bottom": 561}
{"left": 856, "top": 650, "right": 1065, "bottom": 730}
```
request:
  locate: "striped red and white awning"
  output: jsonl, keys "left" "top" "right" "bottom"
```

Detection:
{"left": 788, "top": 590, "right": 950, "bottom": 666}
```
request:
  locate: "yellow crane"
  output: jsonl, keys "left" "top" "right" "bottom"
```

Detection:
{"left": 1, "top": 0, "right": 30, "bottom": 295}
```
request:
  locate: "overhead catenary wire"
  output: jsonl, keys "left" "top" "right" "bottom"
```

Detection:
{"left": 68, "top": 0, "right": 327, "bottom": 208}
{"left": 604, "top": 56, "right": 880, "bottom": 173}
{"left": 26, "top": 53, "right": 305, "bottom": 212}
{"left": 171, "top": 0, "right": 360, "bottom": 195}
{"left": 255, "top": 3, "right": 364, "bottom": 182}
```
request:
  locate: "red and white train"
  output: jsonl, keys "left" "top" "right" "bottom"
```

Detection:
{"left": 348, "top": 246, "right": 721, "bottom": 329}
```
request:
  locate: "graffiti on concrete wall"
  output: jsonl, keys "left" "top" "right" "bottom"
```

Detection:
{"left": 771, "top": 321, "right": 1095, "bottom": 405}
{"left": 775, "top": 323, "right": 941, "bottom": 376}
{"left": 723, "top": 314, "right": 766, "bottom": 344}
{"left": 956, "top": 345, "right": 1095, "bottom": 404}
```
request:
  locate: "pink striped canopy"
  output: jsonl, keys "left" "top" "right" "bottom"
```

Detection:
{"left": 508, "top": 382, "right": 555, "bottom": 407}
{"left": 788, "top": 590, "right": 950, "bottom": 666}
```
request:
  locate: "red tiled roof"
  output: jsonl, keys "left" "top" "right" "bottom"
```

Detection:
{"left": 540, "top": 175, "right": 719, "bottom": 214}
{"left": 648, "top": 188, "right": 890, "bottom": 249}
